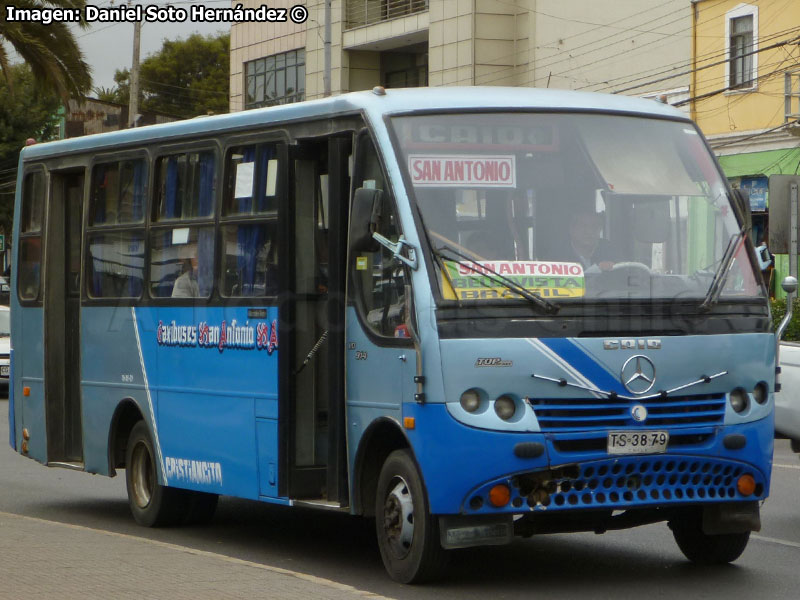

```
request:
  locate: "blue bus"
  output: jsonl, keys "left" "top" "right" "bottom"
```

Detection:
{"left": 9, "top": 87, "right": 775, "bottom": 582}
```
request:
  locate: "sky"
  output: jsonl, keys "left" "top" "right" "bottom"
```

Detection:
{"left": 73, "top": 3, "right": 231, "bottom": 92}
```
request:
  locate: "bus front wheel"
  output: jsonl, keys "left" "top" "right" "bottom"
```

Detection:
{"left": 125, "top": 421, "right": 188, "bottom": 527}
{"left": 670, "top": 513, "right": 750, "bottom": 564}
{"left": 375, "top": 449, "right": 448, "bottom": 583}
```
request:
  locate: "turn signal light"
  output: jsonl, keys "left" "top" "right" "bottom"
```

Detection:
{"left": 737, "top": 474, "right": 756, "bottom": 496}
{"left": 488, "top": 484, "right": 511, "bottom": 507}
{"left": 23, "top": 387, "right": 30, "bottom": 397}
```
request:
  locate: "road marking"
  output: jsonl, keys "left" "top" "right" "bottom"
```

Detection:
{"left": 0, "top": 510, "right": 395, "bottom": 599}
{"left": 774, "top": 463, "right": 800, "bottom": 470}
{"left": 753, "top": 534, "right": 800, "bottom": 550}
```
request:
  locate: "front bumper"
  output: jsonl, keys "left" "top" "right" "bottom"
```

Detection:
{"left": 404, "top": 402, "right": 773, "bottom": 515}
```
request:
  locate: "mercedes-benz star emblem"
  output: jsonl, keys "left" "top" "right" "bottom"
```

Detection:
{"left": 620, "top": 355, "right": 656, "bottom": 395}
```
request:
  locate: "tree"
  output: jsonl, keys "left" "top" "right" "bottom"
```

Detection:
{"left": 107, "top": 32, "right": 229, "bottom": 119}
{"left": 0, "top": 0, "right": 92, "bottom": 102}
{"left": 0, "top": 63, "right": 61, "bottom": 236}
{"left": 94, "top": 69, "right": 130, "bottom": 105}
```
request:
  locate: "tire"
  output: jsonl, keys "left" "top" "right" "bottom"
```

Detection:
{"left": 670, "top": 512, "right": 751, "bottom": 565}
{"left": 125, "top": 421, "right": 188, "bottom": 527}
{"left": 375, "top": 449, "right": 448, "bottom": 583}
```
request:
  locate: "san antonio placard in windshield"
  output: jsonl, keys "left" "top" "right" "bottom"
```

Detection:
{"left": 441, "top": 260, "right": 585, "bottom": 300}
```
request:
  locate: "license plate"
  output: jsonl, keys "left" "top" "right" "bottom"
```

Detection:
{"left": 607, "top": 431, "right": 669, "bottom": 455}
{"left": 0, "top": 366, "right": 8, "bottom": 377}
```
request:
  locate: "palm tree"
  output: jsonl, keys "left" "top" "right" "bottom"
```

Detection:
{"left": 0, "top": 0, "right": 92, "bottom": 101}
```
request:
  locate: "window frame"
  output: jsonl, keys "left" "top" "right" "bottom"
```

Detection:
{"left": 725, "top": 3, "right": 758, "bottom": 92}
{"left": 17, "top": 166, "right": 47, "bottom": 306}
{"left": 84, "top": 150, "right": 151, "bottom": 302}
{"left": 219, "top": 136, "right": 285, "bottom": 299}
{"left": 152, "top": 146, "right": 219, "bottom": 224}
{"left": 88, "top": 154, "right": 149, "bottom": 227}
{"left": 147, "top": 142, "right": 220, "bottom": 301}
{"left": 244, "top": 49, "right": 306, "bottom": 110}
{"left": 347, "top": 130, "right": 414, "bottom": 347}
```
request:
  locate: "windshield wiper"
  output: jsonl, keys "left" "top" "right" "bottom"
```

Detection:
{"left": 435, "top": 245, "right": 559, "bottom": 315}
{"left": 699, "top": 227, "right": 749, "bottom": 312}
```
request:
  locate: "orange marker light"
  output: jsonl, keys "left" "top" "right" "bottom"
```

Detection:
{"left": 488, "top": 484, "right": 511, "bottom": 507}
{"left": 737, "top": 474, "right": 756, "bottom": 496}
{"left": 403, "top": 417, "right": 415, "bottom": 430}
{"left": 23, "top": 387, "right": 30, "bottom": 397}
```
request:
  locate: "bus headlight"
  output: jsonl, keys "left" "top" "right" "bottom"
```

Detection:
{"left": 494, "top": 395, "right": 516, "bottom": 420}
{"left": 729, "top": 388, "right": 749, "bottom": 413}
{"left": 460, "top": 389, "right": 481, "bottom": 413}
{"left": 753, "top": 382, "right": 768, "bottom": 405}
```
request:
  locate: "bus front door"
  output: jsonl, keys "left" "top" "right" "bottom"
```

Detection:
{"left": 285, "top": 136, "right": 350, "bottom": 504}
{"left": 43, "top": 170, "right": 84, "bottom": 464}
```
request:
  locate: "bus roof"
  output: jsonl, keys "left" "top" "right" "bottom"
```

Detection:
{"left": 21, "top": 87, "right": 688, "bottom": 161}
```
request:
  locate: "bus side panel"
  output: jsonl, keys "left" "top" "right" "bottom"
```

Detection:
{"left": 16, "top": 307, "right": 47, "bottom": 463}
{"left": 81, "top": 306, "right": 153, "bottom": 475}
{"left": 134, "top": 306, "right": 280, "bottom": 500}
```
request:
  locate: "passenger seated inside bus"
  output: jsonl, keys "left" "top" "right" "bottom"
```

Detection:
{"left": 172, "top": 255, "right": 199, "bottom": 297}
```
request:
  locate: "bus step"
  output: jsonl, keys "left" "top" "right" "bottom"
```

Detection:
{"left": 291, "top": 499, "right": 346, "bottom": 511}
{"left": 47, "top": 461, "right": 85, "bottom": 471}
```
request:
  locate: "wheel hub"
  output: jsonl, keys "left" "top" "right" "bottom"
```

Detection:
{"left": 130, "top": 442, "right": 154, "bottom": 509}
{"left": 383, "top": 477, "right": 414, "bottom": 559}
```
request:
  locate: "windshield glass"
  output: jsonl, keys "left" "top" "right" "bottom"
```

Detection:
{"left": 391, "top": 112, "right": 762, "bottom": 304}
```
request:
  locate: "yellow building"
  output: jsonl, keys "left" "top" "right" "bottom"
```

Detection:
{"left": 691, "top": 0, "right": 800, "bottom": 293}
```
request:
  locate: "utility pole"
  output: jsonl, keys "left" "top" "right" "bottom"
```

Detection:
{"left": 129, "top": 11, "right": 142, "bottom": 128}
{"left": 323, "top": 0, "right": 331, "bottom": 97}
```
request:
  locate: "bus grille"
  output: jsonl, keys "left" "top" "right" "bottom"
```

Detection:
{"left": 532, "top": 456, "right": 764, "bottom": 510}
{"left": 528, "top": 393, "right": 726, "bottom": 431}
{"left": 464, "top": 455, "right": 766, "bottom": 515}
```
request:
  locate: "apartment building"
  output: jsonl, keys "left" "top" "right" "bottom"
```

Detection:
{"left": 229, "top": 0, "right": 692, "bottom": 112}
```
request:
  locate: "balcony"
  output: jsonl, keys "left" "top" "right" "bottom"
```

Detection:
{"left": 345, "top": 0, "right": 428, "bottom": 30}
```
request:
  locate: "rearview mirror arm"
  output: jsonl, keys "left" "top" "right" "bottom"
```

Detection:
{"left": 372, "top": 233, "right": 418, "bottom": 270}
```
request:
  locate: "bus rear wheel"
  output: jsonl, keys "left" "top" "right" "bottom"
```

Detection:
{"left": 125, "top": 421, "right": 188, "bottom": 527}
{"left": 670, "top": 513, "right": 750, "bottom": 564}
{"left": 375, "top": 449, "right": 448, "bottom": 583}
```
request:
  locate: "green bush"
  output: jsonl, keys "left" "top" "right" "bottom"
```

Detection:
{"left": 771, "top": 298, "right": 800, "bottom": 342}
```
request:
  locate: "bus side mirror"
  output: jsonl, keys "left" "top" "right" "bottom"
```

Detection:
{"left": 351, "top": 187, "right": 383, "bottom": 252}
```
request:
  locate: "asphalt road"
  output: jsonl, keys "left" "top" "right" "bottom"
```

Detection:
{"left": 3, "top": 398, "right": 800, "bottom": 598}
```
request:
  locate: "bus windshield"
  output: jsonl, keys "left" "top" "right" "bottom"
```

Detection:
{"left": 391, "top": 112, "right": 763, "bottom": 304}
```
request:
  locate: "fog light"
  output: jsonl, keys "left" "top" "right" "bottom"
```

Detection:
{"left": 494, "top": 395, "right": 516, "bottom": 420}
{"left": 753, "top": 382, "right": 768, "bottom": 405}
{"left": 729, "top": 388, "right": 748, "bottom": 413}
{"left": 488, "top": 484, "right": 511, "bottom": 507}
{"left": 737, "top": 474, "right": 756, "bottom": 496}
{"left": 460, "top": 389, "right": 481, "bottom": 412}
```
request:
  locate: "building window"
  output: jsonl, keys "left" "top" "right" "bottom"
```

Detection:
{"left": 726, "top": 5, "right": 758, "bottom": 90}
{"left": 245, "top": 50, "right": 305, "bottom": 109}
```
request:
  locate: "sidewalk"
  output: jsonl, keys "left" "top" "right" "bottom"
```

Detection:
{"left": 0, "top": 510, "right": 394, "bottom": 600}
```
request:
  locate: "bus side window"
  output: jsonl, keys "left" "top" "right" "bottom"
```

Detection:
{"left": 350, "top": 137, "right": 409, "bottom": 339}
{"left": 86, "top": 158, "right": 148, "bottom": 299}
{"left": 148, "top": 226, "right": 214, "bottom": 298}
{"left": 220, "top": 143, "right": 280, "bottom": 297}
{"left": 86, "top": 231, "right": 145, "bottom": 298}
{"left": 18, "top": 171, "right": 45, "bottom": 301}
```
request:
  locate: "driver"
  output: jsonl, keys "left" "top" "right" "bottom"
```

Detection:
{"left": 566, "top": 210, "right": 616, "bottom": 270}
